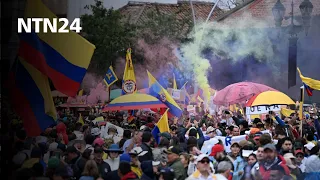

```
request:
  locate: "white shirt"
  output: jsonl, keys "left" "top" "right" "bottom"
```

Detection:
{"left": 104, "top": 157, "right": 120, "bottom": 171}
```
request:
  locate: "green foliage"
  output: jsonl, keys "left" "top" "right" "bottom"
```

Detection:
{"left": 81, "top": 0, "right": 136, "bottom": 76}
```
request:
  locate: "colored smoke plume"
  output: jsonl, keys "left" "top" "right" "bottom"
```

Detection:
{"left": 87, "top": 83, "right": 109, "bottom": 104}
{"left": 179, "top": 13, "right": 276, "bottom": 100}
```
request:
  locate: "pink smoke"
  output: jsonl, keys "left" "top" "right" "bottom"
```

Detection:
{"left": 114, "top": 38, "right": 179, "bottom": 89}
{"left": 87, "top": 83, "right": 109, "bottom": 104}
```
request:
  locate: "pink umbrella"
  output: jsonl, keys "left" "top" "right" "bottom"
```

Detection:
{"left": 213, "top": 82, "right": 278, "bottom": 106}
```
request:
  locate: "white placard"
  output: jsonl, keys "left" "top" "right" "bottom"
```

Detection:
{"left": 171, "top": 89, "right": 181, "bottom": 99}
{"left": 246, "top": 105, "right": 281, "bottom": 115}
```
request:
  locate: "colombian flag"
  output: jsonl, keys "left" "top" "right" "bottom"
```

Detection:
{"left": 104, "top": 66, "right": 118, "bottom": 87}
{"left": 8, "top": 59, "right": 56, "bottom": 136}
{"left": 152, "top": 109, "right": 170, "bottom": 144}
{"left": 303, "top": 83, "right": 313, "bottom": 96}
{"left": 297, "top": 68, "right": 320, "bottom": 92}
{"left": 18, "top": 0, "right": 95, "bottom": 97}
{"left": 147, "top": 71, "right": 182, "bottom": 117}
{"left": 122, "top": 48, "right": 136, "bottom": 94}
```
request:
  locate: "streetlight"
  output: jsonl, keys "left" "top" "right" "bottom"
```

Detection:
{"left": 272, "top": 0, "right": 313, "bottom": 88}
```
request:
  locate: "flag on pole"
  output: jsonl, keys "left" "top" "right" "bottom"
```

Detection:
{"left": 173, "top": 74, "right": 177, "bottom": 89}
{"left": 104, "top": 66, "right": 118, "bottom": 87}
{"left": 152, "top": 109, "right": 170, "bottom": 144}
{"left": 19, "top": 0, "right": 95, "bottom": 97}
{"left": 147, "top": 70, "right": 182, "bottom": 117}
{"left": 122, "top": 48, "right": 136, "bottom": 94}
{"left": 297, "top": 68, "right": 320, "bottom": 91}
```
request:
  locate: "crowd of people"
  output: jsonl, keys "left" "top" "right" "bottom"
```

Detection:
{"left": 8, "top": 105, "right": 320, "bottom": 180}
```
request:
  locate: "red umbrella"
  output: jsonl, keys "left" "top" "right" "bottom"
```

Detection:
{"left": 213, "top": 82, "right": 277, "bottom": 106}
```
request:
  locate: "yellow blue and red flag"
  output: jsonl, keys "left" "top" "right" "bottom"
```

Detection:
{"left": 8, "top": 59, "right": 56, "bottom": 137}
{"left": 18, "top": 0, "right": 95, "bottom": 97}
{"left": 122, "top": 48, "right": 137, "bottom": 94}
{"left": 152, "top": 109, "right": 170, "bottom": 144}
{"left": 297, "top": 68, "right": 320, "bottom": 96}
{"left": 147, "top": 70, "right": 182, "bottom": 117}
{"left": 181, "top": 82, "right": 190, "bottom": 105}
{"left": 104, "top": 66, "right": 118, "bottom": 87}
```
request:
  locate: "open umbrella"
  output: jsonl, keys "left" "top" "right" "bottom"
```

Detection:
{"left": 213, "top": 82, "right": 277, "bottom": 106}
{"left": 102, "top": 93, "right": 167, "bottom": 111}
{"left": 246, "top": 91, "right": 295, "bottom": 107}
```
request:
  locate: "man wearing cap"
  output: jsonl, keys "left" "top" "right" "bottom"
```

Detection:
{"left": 294, "top": 149, "right": 306, "bottom": 173}
{"left": 209, "top": 144, "right": 233, "bottom": 174}
{"left": 94, "top": 147, "right": 111, "bottom": 179}
{"left": 258, "top": 143, "right": 290, "bottom": 180}
{"left": 228, "top": 142, "right": 246, "bottom": 180}
{"left": 187, "top": 154, "right": 216, "bottom": 180}
{"left": 64, "top": 146, "right": 86, "bottom": 179}
{"left": 283, "top": 153, "right": 302, "bottom": 179}
{"left": 165, "top": 146, "right": 186, "bottom": 180}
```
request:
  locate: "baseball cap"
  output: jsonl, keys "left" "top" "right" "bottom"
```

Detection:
{"left": 206, "top": 126, "right": 215, "bottom": 134}
{"left": 66, "top": 146, "right": 78, "bottom": 154}
{"left": 209, "top": 144, "right": 224, "bottom": 156}
{"left": 93, "top": 138, "right": 105, "bottom": 146}
{"left": 231, "top": 142, "right": 240, "bottom": 148}
{"left": 294, "top": 149, "right": 304, "bottom": 155}
{"left": 304, "top": 142, "right": 316, "bottom": 150}
{"left": 164, "top": 146, "right": 180, "bottom": 155}
{"left": 263, "top": 143, "right": 276, "bottom": 151}
{"left": 159, "top": 132, "right": 171, "bottom": 140}
{"left": 129, "top": 147, "right": 148, "bottom": 156}
{"left": 152, "top": 161, "right": 161, "bottom": 166}
{"left": 195, "top": 154, "right": 210, "bottom": 163}
{"left": 91, "top": 128, "right": 100, "bottom": 136}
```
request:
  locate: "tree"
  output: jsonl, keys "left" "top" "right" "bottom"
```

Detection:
{"left": 81, "top": 0, "right": 136, "bottom": 76}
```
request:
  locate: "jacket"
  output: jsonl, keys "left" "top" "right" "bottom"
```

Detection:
{"left": 141, "top": 160, "right": 155, "bottom": 180}
{"left": 259, "top": 155, "right": 290, "bottom": 180}
{"left": 121, "top": 171, "right": 140, "bottom": 180}
{"left": 232, "top": 156, "right": 247, "bottom": 180}
{"left": 139, "top": 142, "right": 153, "bottom": 162}
{"left": 96, "top": 160, "right": 111, "bottom": 179}
{"left": 169, "top": 158, "right": 187, "bottom": 180}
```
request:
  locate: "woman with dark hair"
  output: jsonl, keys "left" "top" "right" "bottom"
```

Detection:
{"left": 179, "top": 152, "right": 190, "bottom": 175}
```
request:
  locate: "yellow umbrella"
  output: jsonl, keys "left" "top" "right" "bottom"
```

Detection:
{"left": 246, "top": 91, "right": 295, "bottom": 106}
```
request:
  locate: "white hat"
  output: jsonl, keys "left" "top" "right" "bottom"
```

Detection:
{"left": 152, "top": 161, "right": 160, "bottom": 166}
{"left": 304, "top": 142, "right": 316, "bottom": 150}
{"left": 48, "top": 142, "right": 58, "bottom": 151}
{"left": 195, "top": 154, "right": 209, "bottom": 163}
{"left": 129, "top": 147, "right": 148, "bottom": 156}
{"left": 91, "top": 128, "right": 101, "bottom": 136}
{"left": 242, "top": 150, "right": 254, "bottom": 157}
{"left": 140, "top": 125, "right": 147, "bottom": 131}
{"left": 206, "top": 126, "right": 215, "bottom": 134}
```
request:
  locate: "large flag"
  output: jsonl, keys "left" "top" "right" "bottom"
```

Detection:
{"left": 297, "top": 68, "right": 320, "bottom": 91}
{"left": 147, "top": 71, "right": 182, "bottom": 117}
{"left": 19, "top": 0, "right": 95, "bottom": 97}
{"left": 104, "top": 66, "right": 118, "bottom": 87}
{"left": 173, "top": 74, "right": 177, "bottom": 89}
{"left": 122, "top": 48, "right": 137, "bottom": 94}
{"left": 8, "top": 59, "right": 56, "bottom": 136}
{"left": 152, "top": 109, "right": 170, "bottom": 144}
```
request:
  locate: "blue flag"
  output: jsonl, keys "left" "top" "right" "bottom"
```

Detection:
{"left": 104, "top": 66, "right": 118, "bottom": 87}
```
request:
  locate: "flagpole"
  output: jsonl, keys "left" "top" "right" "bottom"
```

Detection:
{"left": 299, "top": 86, "right": 304, "bottom": 137}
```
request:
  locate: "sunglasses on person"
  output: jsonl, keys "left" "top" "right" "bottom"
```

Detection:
{"left": 296, "top": 154, "right": 304, "bottom": 158}
{"left": 199, "top": 159, "right": 210, "bottom": 164}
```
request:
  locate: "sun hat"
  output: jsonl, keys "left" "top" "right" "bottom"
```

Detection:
{"left": 129, "top": 147, "right": 148, "bottom": 157}
{"left": 105, "top": 144, "right": 123, "bottom": 153}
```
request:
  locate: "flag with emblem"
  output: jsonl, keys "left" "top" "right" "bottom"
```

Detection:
{"left": 122, "top": 48, "right": 136, "bottom": 94}
{"left": 147, "top": 70, "right": 182, "bottom": 117}
{"left": 104, "top": 66, "right": 118, "bottom": 87}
